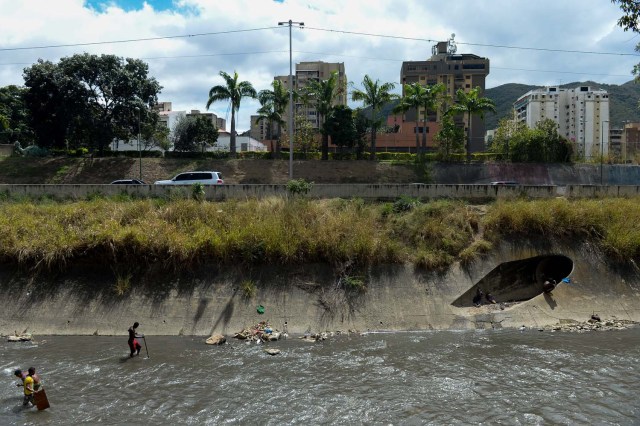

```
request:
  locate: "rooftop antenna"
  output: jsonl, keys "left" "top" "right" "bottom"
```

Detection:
{"left": 448, "top": 33, "right": 457, "bottom": 54}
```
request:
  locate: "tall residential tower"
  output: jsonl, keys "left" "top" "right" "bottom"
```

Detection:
{"left": 400, "top": 36, "right": 490, "bottom": 152}
{"left": 514, "top": 86, "right": 610, "bottom": 159}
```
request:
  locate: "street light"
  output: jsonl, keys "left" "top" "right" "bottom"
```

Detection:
{"left": 137, "top": 107, "right": 142, "bottom": 181}
{"left": 600, "top": 120, "right": 609, "bottom": 186}
{"left": 278, "top": 19, "right": 304, "bottom": 179}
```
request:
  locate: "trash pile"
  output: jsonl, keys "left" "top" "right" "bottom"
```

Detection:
{"left": 234, "top": 321, "right": 285, "bottom": 342}
{"left": 7, "top": 332, "right": 32, "bottom": 342}
{"left": 543, "top": 317, "right": 638, "bottom": 333}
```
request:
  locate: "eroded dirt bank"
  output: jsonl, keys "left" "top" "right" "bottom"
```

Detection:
{"left": 1, "top": 241, "right": 639, "bottom": 336}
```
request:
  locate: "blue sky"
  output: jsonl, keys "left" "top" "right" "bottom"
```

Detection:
{"left": 85, "top": 0, "right": 181, "bottom": 12}
{"left": 1, "top": 0, "right": 637, "bottom": 132}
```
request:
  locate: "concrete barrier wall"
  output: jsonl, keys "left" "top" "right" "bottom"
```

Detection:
{"left": 1, "top": 183, "right": 640, "bottom": 201}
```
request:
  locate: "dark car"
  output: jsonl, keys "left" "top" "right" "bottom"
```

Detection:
{"left": 110, "top": 179, "right": 146, "bottom": 185}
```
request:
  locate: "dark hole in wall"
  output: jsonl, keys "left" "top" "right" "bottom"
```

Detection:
{"left": 451, "top": 255, "right": 574, "bottom": 307}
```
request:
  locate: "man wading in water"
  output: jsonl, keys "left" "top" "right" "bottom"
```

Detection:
{"left": 128, "top": 322, "right": 143, "bottom": 357}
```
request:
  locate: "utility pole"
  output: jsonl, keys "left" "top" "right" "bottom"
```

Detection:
{"left": 278, "top": 19, "right": 304, "bottom": 179}
{"left": 138, "top": 107, "right": 142, "bottom": 181}
{"left": 601, "top": 120, "right": 609, "bottom": 186}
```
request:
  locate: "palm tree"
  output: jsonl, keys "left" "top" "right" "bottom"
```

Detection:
{"left": 257, "top": 80, "right": 288, "bottom": 155}
{"left": 448, "top": 87, "right": 496, "bottom": 162}
{"left": 393, "top": 82, "right": 446, "bottom": 153}
{"left": 300, "top": 71, "right": 343, "bottom": 161}
{"left": 254, "top": 102, "right": 277, "bottom": 151}
{"left": 393, "top": 83, "right": 421, "bottom": 153}
{"left": 206, "top": 71, "right": 256, "bottom": 156}
{"left": 351, "top": 75, "right": 396, "bottom": 160}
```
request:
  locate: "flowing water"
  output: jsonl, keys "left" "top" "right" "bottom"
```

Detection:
{"left": 1, "top": 328, "right": 639, "bottom": 425}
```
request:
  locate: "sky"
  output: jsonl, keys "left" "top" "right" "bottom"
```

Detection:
{"left": 1, "top": 0, "right": 638, "bottom": 131}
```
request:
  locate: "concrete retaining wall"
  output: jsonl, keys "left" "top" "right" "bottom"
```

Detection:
{"left": 2, "top": 183, "right": 640, "bottom": 201}
{"left": 1, "top": 242, "right": 639, "bottom": 336}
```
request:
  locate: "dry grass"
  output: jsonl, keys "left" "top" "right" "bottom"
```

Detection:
{"left": 1, "top": 196, "right": 639, "bottom": 273}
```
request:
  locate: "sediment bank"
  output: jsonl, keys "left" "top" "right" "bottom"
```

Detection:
{"left": 2, "top": 241, "right": 639, "bottom": 336}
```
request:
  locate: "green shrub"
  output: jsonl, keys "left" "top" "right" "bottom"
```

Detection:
{"left": 114, "top": 273, "right": 132, "bottom": 295}
{"left": 392, "top": 195, "right": 420, "bottom": 213}
{"left": 342, "top": 275, "right": 366, "bottom": 292}
{"left": 241, "top": 280, "right": 257, "bottom": 298}
{"left": 192, "top": 183, "right": 205, "bottom": 202}
{"left": 286, "top": 179, "right": 313, "bottom": 196}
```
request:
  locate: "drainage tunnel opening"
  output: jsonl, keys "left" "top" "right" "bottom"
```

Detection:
{"left": 451, "top": 255, "right": 574, "bottom": 308}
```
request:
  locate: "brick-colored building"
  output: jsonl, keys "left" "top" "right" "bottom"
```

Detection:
{"left": 399, "top": 37, "right": 490, "bottom": 152}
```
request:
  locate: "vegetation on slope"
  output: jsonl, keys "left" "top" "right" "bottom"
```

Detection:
{"left": 1, "top": 196, "right": 639, "bottom": 277}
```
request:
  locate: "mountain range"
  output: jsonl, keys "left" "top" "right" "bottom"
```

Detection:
{"left": 483, "top": 80, "right": 640, "bottom": 130}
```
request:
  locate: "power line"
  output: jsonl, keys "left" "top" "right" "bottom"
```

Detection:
{"left": 304, "top": 26, "right": 640, "bottom": 57}
{"left": 0, "top": 49, "right": 633, "bottom": 80}
{"left": 2, "top": 23, "right": 638, "bottom": 59}
{"left": 0, "top": 26, "right": 284, "bottom": 52}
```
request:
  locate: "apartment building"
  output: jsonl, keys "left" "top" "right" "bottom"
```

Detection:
{"left": 400, "top": 37, "right": 490, "bottom": 152}
{"left": 186, "top": 110, "right": 226, "bottom": 132}
{"left": 249, "top": 114, "right": 270, "bottom": 141}
{"left": 284, "top": 61, "right": 347, "bottom": 129}
{"left": 250, "top": 61, "right": 346, "bottom": 146}
{"left": 514, "top": 86, "right": 610, "bottom": 159}
{"left": 153, "top": 102, "right": 185, "bottom": 132}
{"left": 621, "top": 122, "right": 640, "bottom": 162}
{"left": 154, "top": 102, "right": 226, "bottom": 133}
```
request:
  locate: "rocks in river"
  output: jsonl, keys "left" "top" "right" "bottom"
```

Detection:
{"left": 544, "top": 318, "right": 637, "bottom": 333}
{"left": 300, "top": 332, "right": 328, "bottom": 342}
{"left": 205, "top": 334, "right": 227, "bottom": 345}
{"left": 7, "top": 332, "right": 32, "bottom": 342}
{"left": 264, "top": 348, "right": 281, "bottom": 356}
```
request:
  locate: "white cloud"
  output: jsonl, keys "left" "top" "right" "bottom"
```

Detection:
{"left": 0, "top": 0, "right": 637, "bottom": 131}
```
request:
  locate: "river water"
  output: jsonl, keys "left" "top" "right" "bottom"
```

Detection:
{"left": 1, "top": 328, "right": 639, "bottom": 425}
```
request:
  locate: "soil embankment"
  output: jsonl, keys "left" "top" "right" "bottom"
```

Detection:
{"left": 1, "top": 241, "right": 639, "bottom": 336}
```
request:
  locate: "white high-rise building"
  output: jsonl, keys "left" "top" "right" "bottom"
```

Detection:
{"left": 514, "top": 86, "right": 610, "bottom": 159}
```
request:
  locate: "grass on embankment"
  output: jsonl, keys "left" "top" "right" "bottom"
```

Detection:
{"left": 0, "top": 196, "right": 639, "bottom": 273}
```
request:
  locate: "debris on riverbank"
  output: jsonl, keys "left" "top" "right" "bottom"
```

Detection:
{"left": 300, "top": 332, "right": 329, "bottom": 342}
{"left": 234, "top": 321, "right": 285, "bottom": 342}
{"left": 542, "top": 317, "right": 638, "bottom": 332}
{"left": 6, "top": 332, "right": 32, "bottom": 342}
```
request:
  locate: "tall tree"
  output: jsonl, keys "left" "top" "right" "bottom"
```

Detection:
{"left": 206, "top": 71, "right": 256, "bottom": 157}
{"left": 447, "top": 87, "right": 496, "bottom": 162}
{"left": 612, "top": 0, "right": 640, "bottom": 33}
{"left": 326, "top": 105, "right": 356, "bottom": 153}
{"left": 394, "top": 82, "right": 446, "bottom": 153}
{"left": 612, "top": 0, "right": 640, "bottom": 79}
{"left": 172, "top": 115, "right": 219, "bottom": 152}
{"left": 488, "top": 118, "right": 572, "bottom": 163}
{"left": 435, "top": 114, "right": 465, "bottom": 161}
{"left": 300, "top": 71, "right": 343, "bottom": 161}
{"left": 0, "top": 85, "right": 35, "bottom": 145}
{"left": 22, "top": 54, "right": 161, "bottom": 153}
{"left": 351, "top": 75, "right": 396, "bottom": 160}
{"left": 353, "top": 109, "right": 369, "bottom": 160}
{"left": 257, "top": 80, "right": 288, "bottom": 155}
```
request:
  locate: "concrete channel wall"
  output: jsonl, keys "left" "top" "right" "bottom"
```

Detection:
{"left": 1, "top": 241, "right": 639, "bottom": 336}
{"left": 2, "top": 183, "right": 640, "bottom": 201}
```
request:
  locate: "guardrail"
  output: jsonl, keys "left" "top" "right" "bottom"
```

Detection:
{"left": 2, "top": 184, "right": 640, "bottom": 201}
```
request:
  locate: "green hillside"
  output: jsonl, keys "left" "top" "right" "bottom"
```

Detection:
{"left": 484, "top": 80, "right": 640, "bottom": 130}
